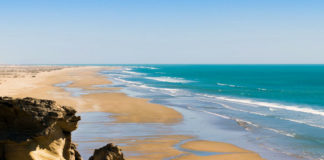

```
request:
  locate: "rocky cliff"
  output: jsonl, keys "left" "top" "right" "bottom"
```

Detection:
{"left": 0, "top": 97, "right": 81, "bottom": 160}
{"left": 0, "top": 97, "right": 124, "bottom": 160}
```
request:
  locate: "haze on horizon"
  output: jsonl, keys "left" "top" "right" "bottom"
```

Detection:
{"left": 0, "top": 0, "right": 323, "bottom": 64}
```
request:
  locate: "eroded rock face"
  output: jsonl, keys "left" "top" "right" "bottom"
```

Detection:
{"left": 0, "top": 97, "right": 81, "bottom": 160}
{"left": 89, "top": 143, "right": 125, "bottom": 160}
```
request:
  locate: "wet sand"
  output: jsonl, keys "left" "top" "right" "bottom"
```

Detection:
{"left": 109, "top": 135, "right": 193, "bottom": 160}
{"left": 0, "top": 65, "right": 264, "bottom": 160}
{"left": 177, "top": 140, "right": 264, "bottom": 160}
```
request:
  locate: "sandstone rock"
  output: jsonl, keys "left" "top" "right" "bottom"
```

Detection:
{"left": 0, "top": 97, "right": 81, "bottom": 160}
{"left": 89, "top": 143, "right": 125, "bottom": 160}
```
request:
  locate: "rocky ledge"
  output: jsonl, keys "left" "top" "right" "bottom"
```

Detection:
{"left": 0, "top": 97, "right": 124, "bottom": 160}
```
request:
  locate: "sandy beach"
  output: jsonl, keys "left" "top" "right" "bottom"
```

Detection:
{"left": 0, "top": 65, "right": 264, "bottom": 160}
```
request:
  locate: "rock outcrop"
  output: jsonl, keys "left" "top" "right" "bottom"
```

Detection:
{"left": 0, "top": 97, "right": 125, "bottom": 160}
{"left": 89, "top": 143, "right": 124, "bottom": 160}
{"left": 0, "top": 97, "right": 81, "bottom": 160}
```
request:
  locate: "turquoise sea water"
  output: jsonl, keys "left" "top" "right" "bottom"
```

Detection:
{"left": 96, "top": 65, "right": 324, "bottom": 159}
{"left": 131, "top": 65, "right": 324, "bottom": 107}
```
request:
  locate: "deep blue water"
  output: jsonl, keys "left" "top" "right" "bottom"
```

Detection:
{"left": 98, "top": 65, "right": 324, "bottom": 160}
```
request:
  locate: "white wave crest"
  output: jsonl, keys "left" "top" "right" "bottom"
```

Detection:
{"left": 122, "top": 70, "right": 146, "bottom": 75}
{"left": 137, "top": 66, "right": 158, "bottom": 70}
{"left": 257, "top": 88, "right": 267, "bottom": 91}
{"left": 127, "top": 66, "right": 158, "bottom": 70}
{"left": 186, "top": 106, "right": 231, "bottom": 119}
{"left": 124, "top": 67, "right": 132, "bottom": 70}
{"left": 112, "top": 78, "right": 143, "bottom": 86}
{"left": 146, "top": 77, "right": 193, "bottom": 83}
{"left": 201, "top": 110, "right": 231, "bottom": 119}
{"left": 235, "top": 119, "right": 296, "bottom": 137}
{"left": 137, "top": 84, "right": 183, "bottom": 96}
{"left": 235, "top": 118, "right": 259, "bottom": 128}
{"left": 217, "top": 83, "right": 238, "bottom": 88}
{"left": 199, "top": 94, "right": 324, "bottom": 117}
{"left": 264, "top": 127, "right": 296, "bottom": 138}
{"left": 217, "top": 102, "right": 268, "bottom": 116}
{"left": 280, "top": 118, "right": 324, "bottom": 129}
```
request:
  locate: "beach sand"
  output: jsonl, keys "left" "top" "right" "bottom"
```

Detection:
{"left": 0, "top": 65, "right": 264, "bottom": 160}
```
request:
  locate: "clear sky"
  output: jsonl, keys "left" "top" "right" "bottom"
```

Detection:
{"left": 0, "top": 0, "right": 323, "bottom": 64}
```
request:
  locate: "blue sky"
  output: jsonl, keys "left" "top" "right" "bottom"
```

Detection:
{"left": 0, "top": 0, "right": 323, "bottom": 64}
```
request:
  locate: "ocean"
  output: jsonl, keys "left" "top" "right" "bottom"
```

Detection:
{"left": 97, "top": 64, "right": 324, "bottom": 160}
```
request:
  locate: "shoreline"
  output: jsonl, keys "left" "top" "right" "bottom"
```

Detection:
{"left": 0, "top": 65, "right": 264, "bottom": 160}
